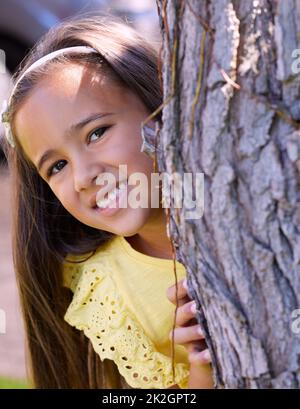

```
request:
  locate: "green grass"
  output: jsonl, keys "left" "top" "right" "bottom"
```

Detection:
{"left": 0, "top": 377, "right": 28, "bottom": 389}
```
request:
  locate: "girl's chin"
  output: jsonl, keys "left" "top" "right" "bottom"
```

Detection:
{"left": 91, "top": 208, "right": 152, "bottom": 236}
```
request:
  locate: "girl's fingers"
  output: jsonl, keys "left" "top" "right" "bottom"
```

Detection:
{"left": 175, "top": 295, "right": 191, "bottom": 309}
{"left": 166, "top": 278, "right": 190, "bottom": 304}
{"left": 186, "top": 339, "right": 207, "bottom": 353}
{"left": 188, "top": 348, "right": 212, "bottom": 365}
{"left": 175, "top": 300, "right": 198, "bottom": 327}
{"left": 169, "top": 324, "right": 204, "bottom": 344}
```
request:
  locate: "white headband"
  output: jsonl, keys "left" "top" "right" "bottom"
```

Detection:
{"left": 1, "top": 46, "right": 97, "bottom": 148}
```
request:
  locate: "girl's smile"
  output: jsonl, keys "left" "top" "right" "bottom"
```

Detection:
{"left": 93, "top": 179, "right": 130, "bottom": 217}
{"left": 14, "top": 62, "right": 160, "bottom": 237}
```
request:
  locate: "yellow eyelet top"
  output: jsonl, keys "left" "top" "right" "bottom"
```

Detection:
{"left": 62, "top": 235, "right": 190, "bottom": 389}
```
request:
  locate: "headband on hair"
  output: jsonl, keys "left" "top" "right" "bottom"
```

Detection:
{"left": 0, "top": 46, "right": 97, "bottom": 148}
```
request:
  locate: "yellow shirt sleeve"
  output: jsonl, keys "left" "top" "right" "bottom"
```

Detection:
{"left": 63, "top": 260, "right": 190, "bottom": 389}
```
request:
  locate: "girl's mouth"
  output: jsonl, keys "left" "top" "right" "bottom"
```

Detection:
{"left": 93, "top": 180, "right": 128, "bottom": 217}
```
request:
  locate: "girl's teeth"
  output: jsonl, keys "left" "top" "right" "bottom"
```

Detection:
{"left": 96, "top": 181, "right": 127, "bottom": 208}
{"left": 108, "top": 189, "right": 117, "bottom": 201}
{"left": 99, "top": 200, "right": 107, "bottom": 208}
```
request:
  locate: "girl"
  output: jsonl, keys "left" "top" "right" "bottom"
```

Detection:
{"left": 1, "top": 13, "right": 213, "bottom": 389}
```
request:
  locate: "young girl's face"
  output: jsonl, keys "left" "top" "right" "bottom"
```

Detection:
{"left": 14, "top": 63, "right": 161, "bottom": 236}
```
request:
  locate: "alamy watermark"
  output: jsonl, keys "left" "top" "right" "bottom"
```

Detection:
{"left": 291, "top": 49, "right": 300, "bottom": 74}
{"left": 291, "top": 309, "right": 300, "bottom": 335}
{"left": 0, "top": 49, "right": 6, "bottom": 74}
{"left": 95, "top": 165, "right": 204, "bottom": 220}
{"left": 0, "top": 308, "right": 6, "bottom": 334}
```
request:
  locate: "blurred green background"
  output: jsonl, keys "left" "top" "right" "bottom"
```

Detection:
{"left": 0, "top": 377, "right": 27, "bottom": 389}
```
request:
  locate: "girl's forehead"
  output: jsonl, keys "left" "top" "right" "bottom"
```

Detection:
{"left": 17, "top": 63, "right": 132, "bottom": 122}
{"left": 36, "top": 63, "right": 118, "bottom": 103}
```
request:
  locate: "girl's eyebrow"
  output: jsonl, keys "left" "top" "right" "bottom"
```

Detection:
{"left": 36, "top": 112, "right": 113, "bottom": 173}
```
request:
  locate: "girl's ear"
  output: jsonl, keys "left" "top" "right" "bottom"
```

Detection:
{"left": 140, "top": 120, "right": 161, "bottom": 160}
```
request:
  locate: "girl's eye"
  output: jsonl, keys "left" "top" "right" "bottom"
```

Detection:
{"left": 46, "top": 127, "right": 109, "bottom": 178}
{"left": 47, "top": 160, "right": 66, "bottom": 177}
{"left": 88, "top": 126, "right": 109, "bottom": 143}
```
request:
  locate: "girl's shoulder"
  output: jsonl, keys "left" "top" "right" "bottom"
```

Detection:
{"left": 62, "top": 236, "right": 119, "bottom": 292}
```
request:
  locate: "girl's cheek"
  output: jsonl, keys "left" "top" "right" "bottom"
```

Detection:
{"left": 51, "top": 184, "right": 71, "bottom": 209}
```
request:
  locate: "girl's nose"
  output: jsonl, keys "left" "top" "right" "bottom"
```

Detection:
{"left": 73, "top": 162, "right": 105, "bottom": 192}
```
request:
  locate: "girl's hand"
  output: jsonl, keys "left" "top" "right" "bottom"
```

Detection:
{"left": 166, "top": 278, "right": 212, "bottom": 365}
{"left": 166, "top": 278, "right": 214, "bottom": 388}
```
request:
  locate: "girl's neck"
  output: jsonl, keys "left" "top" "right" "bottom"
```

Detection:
{"left": 124, "top": 210, "right": 174, "bottom": 260}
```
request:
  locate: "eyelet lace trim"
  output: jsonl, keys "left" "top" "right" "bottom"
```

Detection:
{"left": 63, "top": 263, "right": 189, "bottom": 389}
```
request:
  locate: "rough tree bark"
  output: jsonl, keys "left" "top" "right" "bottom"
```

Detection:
{"left": 153, "top": 0, "right": 300, "bottom": 388}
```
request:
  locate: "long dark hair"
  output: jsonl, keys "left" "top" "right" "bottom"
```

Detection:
{"left": 1, "top": 12, "right": 162, "bottom": 388}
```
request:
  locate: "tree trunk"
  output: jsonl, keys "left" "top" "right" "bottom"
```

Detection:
{"left": 153, "top": 0, "right": 300, "bottom": 388}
